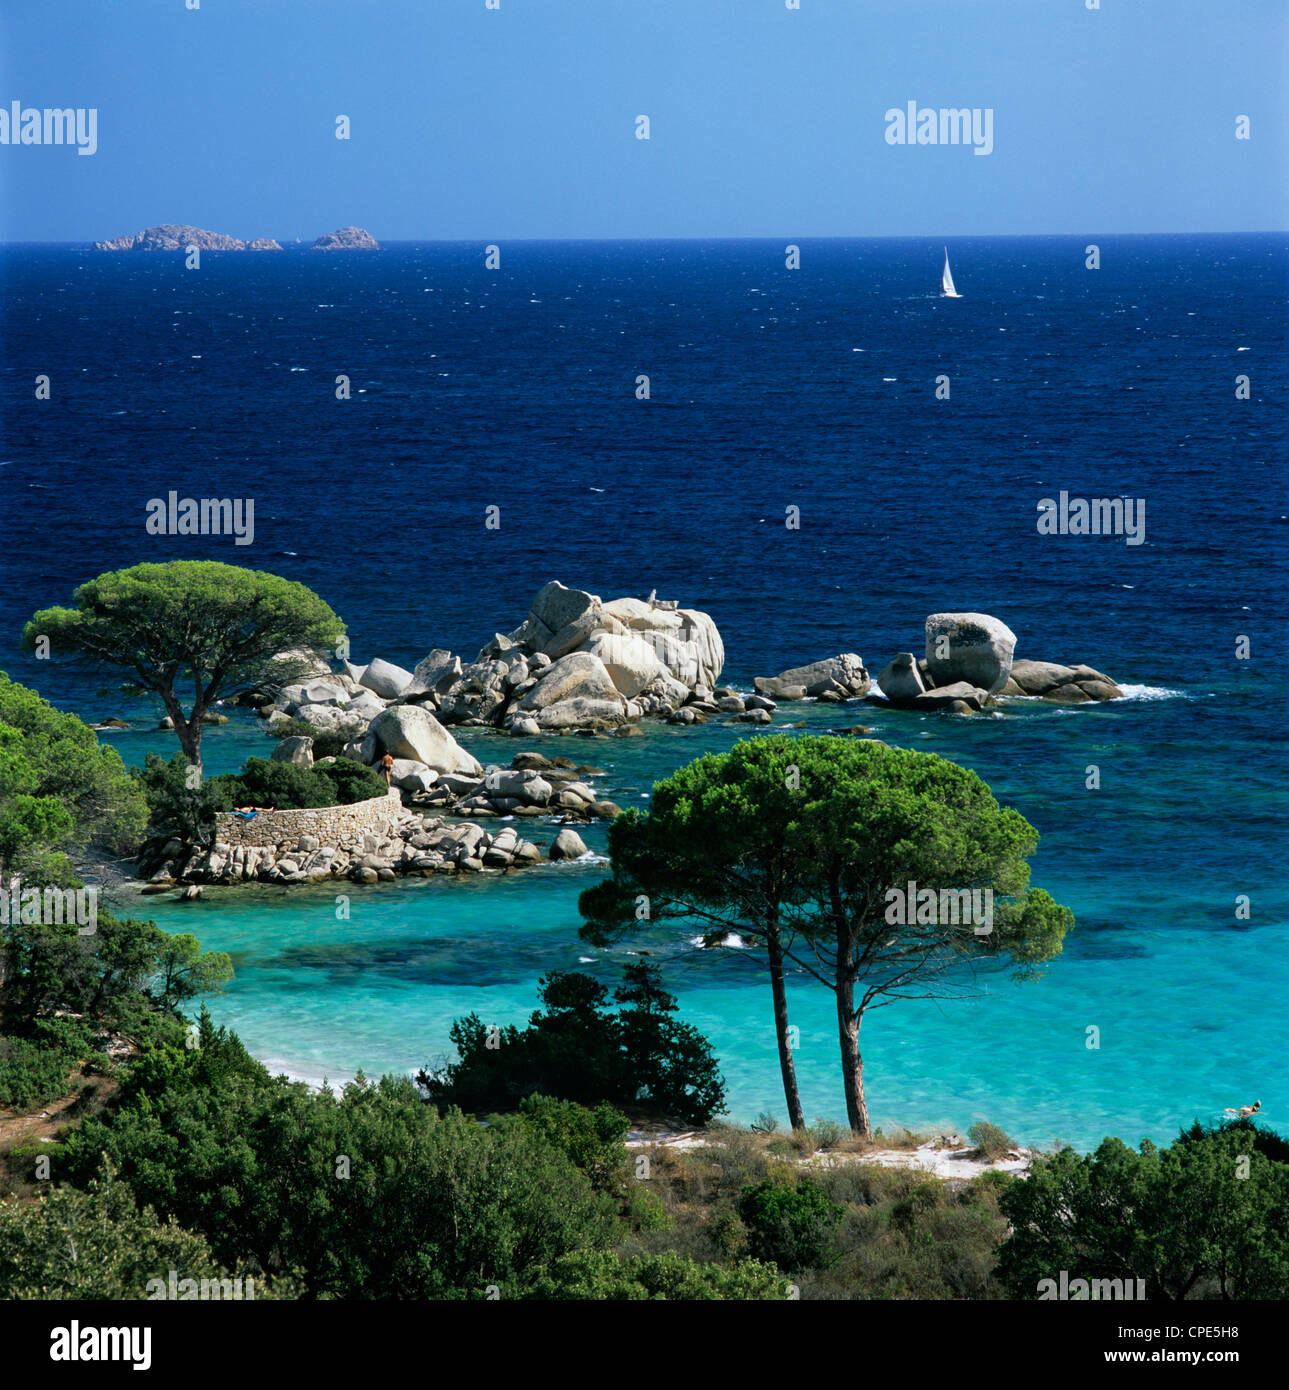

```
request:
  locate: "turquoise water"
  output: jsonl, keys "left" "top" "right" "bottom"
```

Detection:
{"left": 7, "top": 236, "right": 1285, "bottom": 1152}
{"left": 132, "top": 682, "right": 1286, "bottom": 1154}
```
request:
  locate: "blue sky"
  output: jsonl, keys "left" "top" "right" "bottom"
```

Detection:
{"left": 2, "top": 0, "right": 1286, "bottom": 241}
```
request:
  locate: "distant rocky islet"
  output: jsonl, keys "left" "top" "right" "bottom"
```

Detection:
{"left": 92, "top": 223, "right": 379, "bottom": 252}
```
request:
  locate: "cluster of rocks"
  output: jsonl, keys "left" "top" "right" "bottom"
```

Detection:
{"left": 274, "top": 732, "right": 625, "bottom": 824}
{"left": 752, "top": 654, "right": 871, "bottom": 702}
{"left": 93, "top": 224, "right": 379, "bottom": 252}
{"left": 264, "top": 580, "right": 728, "bottom": 747}
{"left": 142, "top": 800, "right": 594, "bottom": 890}
{"left": 872, "top": 612, "right": 1123, "bottom": 714}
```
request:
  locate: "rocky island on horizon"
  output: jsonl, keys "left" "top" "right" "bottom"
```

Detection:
{"left": 93, "top": 222, "right": 380, "bottom": 251}
{"left": 311, "top": 225, "right": 380, "bottom": 250}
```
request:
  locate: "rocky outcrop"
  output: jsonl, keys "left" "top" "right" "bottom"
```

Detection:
{"left": 876, "top": 652, "right": 926, "bottom": 703}
{"left": 178, "top": 807, "right": 549, "bottom": 885}
{"left": 369, "top": 706, "right": 482, "bottom": 776}
{"left": 271, "top": 736, "right": 315, "bottom": 767}
{"left": 873, "top": 613, "right": 1122, "bottom": 713}
{"left": 550, "top": 828, "right": 589, "bottom": 861}
{"left": 93, "top": 224, "right": 283, "bottom": 251}
{"left": 260, "top": 583, "right": 725, "bottom": 743}
{"left": 139, "top": 751, "right": 624, "bottom": 886}
{"left": 312, "top": 226, "right": 380, "bottom": 250}
{"left": 924, "top": 613, "right": 1017, "bottom": 695}
{"left": 753, "top": 654, "right": 870, "bottom": 702}
{"left": 1001, "top": 660, "right": 1123, "bottom": 703}
{"left": 359, "top": 657, "right": 414, "bottom": 700}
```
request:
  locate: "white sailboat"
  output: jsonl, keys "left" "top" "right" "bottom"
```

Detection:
{"left": 941, "top": 246, "right": 962, "bottom": 298}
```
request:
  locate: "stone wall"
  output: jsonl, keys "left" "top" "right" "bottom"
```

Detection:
{"left": 213, "top": 787, "right": 403, "bottom": 849}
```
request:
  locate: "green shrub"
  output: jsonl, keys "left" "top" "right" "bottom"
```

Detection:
{"left": 209, "top": 757, "right": 337, "bottom": 810}
{"left": 996, "top": 1132, "right": 1289, "bottom": 1300}
{"left": 738, "top": 1176, "right": 845, "bottom": 1272}
{"left": 316, "top": 757, "right": 386, "bottom": 805}
{"left": 132, "top": 751, "right": 221, "bottom": 845}
{"left": 511, "top": 1096, "right": 629, "bottom": 1192}
{"left": 64, "top": 1066, "right": 617, "bottom": 1298}
{"left": 0, "top": 1162, "right": 284, "bottom": 1300}
{"left": 0, "top": 1016, "right": 99, "bottom": 1111}
{"left": 967, "top": 1121, "right": 1014, "bottom": 1161}
{"left": 521, "top": 1248, "right": 787, "bottom": 1300}
{"left": 0, "top": 1036, "right": 75, "bottom": 1111}
{"left": 813, "top": 1118, "right": 844, "bottom": 1150}
{"left": 420, "top": 964, "right": 727, "bottom": 1127}
{"left": 627, "top": 1186, "right": 671, "bottom": 1232}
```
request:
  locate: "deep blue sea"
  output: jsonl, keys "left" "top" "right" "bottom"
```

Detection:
{"left": 1, "top": 236, "right": 1285, "bottom": 1150}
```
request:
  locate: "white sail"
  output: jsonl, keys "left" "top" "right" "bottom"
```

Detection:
{"left": 941, "top": 247, "right": 961, "bottom": 298}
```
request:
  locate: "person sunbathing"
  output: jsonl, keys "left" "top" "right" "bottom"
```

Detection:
{"left": 1223, "top": 1100, "right": 1261, "bottom": 1118}
{"left": 231, "top": 805, "right": 276, "bottom": 819}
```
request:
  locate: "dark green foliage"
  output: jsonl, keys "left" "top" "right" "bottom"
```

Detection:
{"left": 1, "top": 910, "right": 231, "bottom": 1033}
{"left": 996, "top": 1130, "right": 1289, "bottom": 1300}
{"left": 23, "top": 561, "right": 344, "bottom": 769}
{"left": 419, "top": 963, "right": 727, "bottom": 1126}
{"left": 0, "top": 1160, "right": 280, "bottom": 1300}
{"left": 512, "top": 1095, "right": 630, "bottom": 1192}
{"left": 208, "top": 755, "right": 383, "bottom": 811}
{"left": 209, "top": 757, "right": 337, "bottom": 810}
{"left": 0, "top": 672, "right": 148, "bottom": 881}
{"left": 1177, "top": 1115, "right": 1289, "bottom": 1166}
{"left": 0, "top": 1016, "right": 99, "bottom": 1110}
{"left": 522, "top": 1248, "right": 788, "bottom": 1300}
{"left": 738, "top": 1177, "right": 845, "bottom": 1272}
{"left": 611, "top": 962, "right": 728, "bottom": 1127}
{"left": 315, "top": 757, "right": 386, "bottom": 805}
{"left": 65, "top": 1050, "right": 618, "bottom": 1298}
{"left": 132, "top": 751, "right": 221, "bottom": 845}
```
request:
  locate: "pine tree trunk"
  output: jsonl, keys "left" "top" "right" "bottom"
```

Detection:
{"left": 767, "top": 925, "right": 806, "bottom": 1130}
{"left": 158, "top": 687, "right": 204, "bottom": 776}
{"left": 836, "top": 990, "right": 872, "bottom": 1139}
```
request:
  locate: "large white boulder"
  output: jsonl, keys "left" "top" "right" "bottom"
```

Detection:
{"left": 509, "top": 584, "right": 724, "bottom": 694}
{"left": 269, "top": 647, "right": 334, "bottom": 680}
{"left": 536, "top": 697, "right": 627, "bottom": 730}
{"left": 603, "top": 604, "right": 724, "bottom": 691}
{"left": 876, "top": 652, "right": 926, "bottom": 704}
{"left": 360, "top": 658, "right": 415, "bottom": 700}
{"left": 370, "top": 706, "right": 482, "bottom": 776}
{"left": 924, "top": 613, "right": 1017, "bottom": 695}
{"left": 582, "top": 632, "right": 669, "bottom": 698}
{"left": 519, "top": 651, "right": 620, "bottom": 711}
{"left": 271, "top": 736, "right": 314, "bottom": 766}
{"left": 407, "top": 649, "right": 461, "bottom": 696}
{"left": 531, "top": 580, "right": 600, "bottom": 635}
